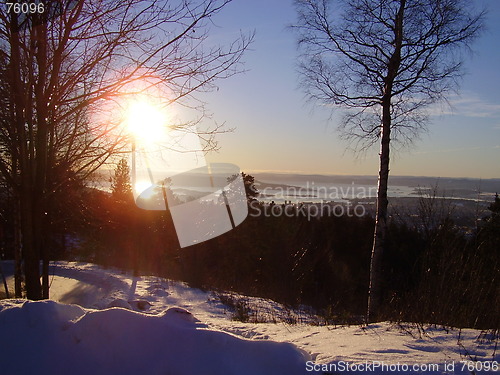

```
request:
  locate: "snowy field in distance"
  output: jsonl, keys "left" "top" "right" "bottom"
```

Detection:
{"left": 0, "top": 261, "right": 498, "bottom": 374}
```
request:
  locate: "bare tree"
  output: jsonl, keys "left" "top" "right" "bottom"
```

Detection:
{"left": 0, "top": 0, "right": 252, "bottom": 300}
{"left": 292, "top": 0, "right": 485, "bottom": 321}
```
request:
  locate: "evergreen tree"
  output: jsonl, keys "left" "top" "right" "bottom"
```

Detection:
{"left": 482, "top": 193, "right": 500, "bottom": 242}
{"left": 242, "top": 173, "right": 259, "bottom": 201}
{"left": 111, "top": 159, "right": 133, "bottom": 202}
{"left": 488, "top": 193, "right": 500, "bottom": 215}
{"left": 228, "top": 172, "right": 259, "bottom": 202}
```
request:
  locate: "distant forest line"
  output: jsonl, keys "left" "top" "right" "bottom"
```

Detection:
{"left": 253, "top": 173, "right": 500, "bottom": 197}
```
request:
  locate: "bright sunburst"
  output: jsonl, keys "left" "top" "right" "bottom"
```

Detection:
{"left": 133, "top": 180, "right": 154, "bottom": 197}
{"left": 126, "top": 98, "right": 168, "bottom": 145}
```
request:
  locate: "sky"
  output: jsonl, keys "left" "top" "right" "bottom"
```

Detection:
{"left": 192, "top": 0, "right": 500, "bottom": 179}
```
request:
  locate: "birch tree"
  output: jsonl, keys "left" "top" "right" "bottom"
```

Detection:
{"left": 292, "top": 0, "right": 485, "bottom": 321}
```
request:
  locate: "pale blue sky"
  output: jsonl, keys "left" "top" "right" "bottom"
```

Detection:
{"left": 197, "top": 0, "right": 500, "bottom": 179}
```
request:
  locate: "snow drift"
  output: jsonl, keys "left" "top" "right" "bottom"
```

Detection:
{"left": 1, "top": 262, "right": 498, "bottom": 375}
{"left": 0, "top": 299, "right": 310, "bottom": 375}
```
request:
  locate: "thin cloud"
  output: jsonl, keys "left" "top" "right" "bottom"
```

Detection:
{"left": 429, "top": 92, "right": 500, "bottom": 118}
{"left": 414, "top": 145, "right": 492, "bottom": 155}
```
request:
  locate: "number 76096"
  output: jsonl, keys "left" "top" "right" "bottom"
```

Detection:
{"left": 6, "top": 2, "right": 45, "bottom": 14}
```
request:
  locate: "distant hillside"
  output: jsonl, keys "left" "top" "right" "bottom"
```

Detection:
{"left": 253, "top": 173, "right": 500, "bottom": 196}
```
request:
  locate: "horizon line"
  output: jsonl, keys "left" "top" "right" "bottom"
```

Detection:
{"left": 245, "top": 170, "right": 500, "bottom": 181}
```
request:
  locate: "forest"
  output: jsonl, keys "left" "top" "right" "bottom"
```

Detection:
{"left": 1, "top": 167, "right": 498, "bottom": 330}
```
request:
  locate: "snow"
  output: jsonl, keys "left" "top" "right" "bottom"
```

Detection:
{"left": 0, "top": 261, "right": 498, "bottom": 374}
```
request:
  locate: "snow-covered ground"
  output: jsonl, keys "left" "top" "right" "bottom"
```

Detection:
{"left": 0, "top": 261, "right": 498, "bottom": 374}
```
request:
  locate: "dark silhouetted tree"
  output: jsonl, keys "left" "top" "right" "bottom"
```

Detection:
{"left": 293, "top": 0, "right": 485, "bottom": 320}
{"left": 0, "top": 0, "right": 252, "bottom": 299}
{"left": 111, "top": 159, "right": 133, "bottom": 203}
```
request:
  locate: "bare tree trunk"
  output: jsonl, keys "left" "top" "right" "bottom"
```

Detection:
{"left": 6, "top": 171, "right": 23, "bottom": 298}
{"left": 33, "top": 18, "right": 50, "bottom": 300}
{"left": 20, "top": 190, "right": 42, "bottom": 300}
{"left": 9, "top": 13, "right": 42, "bottom": 300}
{"left": 0, "top": 266, "right": 9, "bottom": 299}
{"left": 367, "top": 101, "right": 391, "bottom": 322}
{"left": 367, "top": 0, "right": 405, "bottom": 322}
{"left": 0, "top": 224, "right": 9, "bottom": 298}
{"left": 14, "top": 196, "right": 22, "bottom": 298}
{"left": 42, "top": 246, "right": 49, "bottom": 298}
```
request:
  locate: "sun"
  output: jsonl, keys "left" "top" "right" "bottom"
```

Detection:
{"left": 126, "top": 98, "right": 168, "bottom": 145}
{"left": 134, "top": 180, "right": 155, "bottom": 197}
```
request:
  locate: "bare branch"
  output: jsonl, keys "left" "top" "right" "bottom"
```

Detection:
{"left": 292, "top": 0, "right": 485, "bottom": 149}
